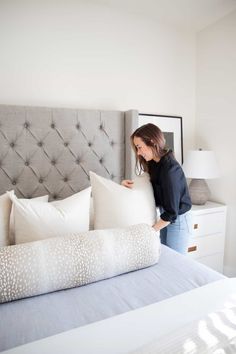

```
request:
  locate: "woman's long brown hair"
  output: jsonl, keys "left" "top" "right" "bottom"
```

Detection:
{"left": 131, "top": 123, "right": 168, "bottom": 175}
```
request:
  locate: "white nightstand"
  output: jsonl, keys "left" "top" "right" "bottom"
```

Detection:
{"left": 188, "top": 202, "right": 227, "bottom": 273}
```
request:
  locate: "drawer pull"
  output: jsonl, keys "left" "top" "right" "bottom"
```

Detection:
{"left": 188, "top": 245, "right": 197, "bottom": 253}
{"left": 193, "top": 223, "right": 199, "bottom": 230}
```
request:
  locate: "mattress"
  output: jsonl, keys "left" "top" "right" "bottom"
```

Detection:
{"left": 0, "top": 245, "right": 225, "bottom": 352}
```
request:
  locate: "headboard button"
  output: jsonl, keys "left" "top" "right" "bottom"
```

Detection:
{"left": 25, "top": 161, "right": 29, "bottom": 166}
{"left": 88, "top": 142, "right": 92, "bottom": 147}
{"left": 53, "top": 194, "right": 58, "bottom": 200}
{"left": 10, "top": 142, "right": 15, "bottom": 148}
{"left": 38, "top": 142, "right": 43, "bottom": 147}
{"left": 76, "top": 124, "right": 80, "bottom": 130}
{"left": 64, "top": 142, "right": 69, "bottom": 147}
{"left": 51, "top": 123, "right": 55, "bottom": 129}
{"left": 63, "top": 177, "right": 68, "bottom": 182}
{"left": 51, "top": 160, "right": 56, "bottom": 165}
{"left": 39, "top": 178, "right": 43, "bottom": 184}
{"left": 12, "top": 180, "right": 17, "bottom": 185}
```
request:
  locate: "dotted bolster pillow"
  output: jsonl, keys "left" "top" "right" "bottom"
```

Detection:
{"left": 0, "top": 224, "right": 160, "bottom": 303}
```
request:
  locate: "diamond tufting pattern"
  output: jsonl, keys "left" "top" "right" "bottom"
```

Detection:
{"left": 0, "top": 105, "right": 129, "bottom": 200}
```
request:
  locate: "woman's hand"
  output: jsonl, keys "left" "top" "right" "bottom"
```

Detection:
{"left": 152, "top": 219, "right": 170, "bottom": 231}
{"left": 121, "top": 179, "right": 134, "bottom": 189}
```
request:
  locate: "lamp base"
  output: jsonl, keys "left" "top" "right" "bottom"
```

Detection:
{"left": 189, "top": 179, "right": 210, "bottom": 205}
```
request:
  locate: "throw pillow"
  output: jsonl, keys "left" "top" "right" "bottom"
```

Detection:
{"left": 9, "top": 193, "right": 49, "bottom": 245}
{"left": 8, "top": 188, "right": 91, "bottom": 244}
{"left": 0, "top": 223, "right": 160, "bottom": 303}
{"left": 90, "top": 171, "right": 157, "bottom": 229}
{"left": 0, "top": 193, "right": 12, "bottom": 247}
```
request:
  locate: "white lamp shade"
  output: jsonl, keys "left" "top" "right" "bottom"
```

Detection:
{"left": 182, "top": 150, "right": 219, "bottom": 179}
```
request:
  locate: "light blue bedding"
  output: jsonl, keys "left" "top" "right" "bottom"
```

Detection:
{"left": 0, "top": 245, "right": 225, "bottom": 352}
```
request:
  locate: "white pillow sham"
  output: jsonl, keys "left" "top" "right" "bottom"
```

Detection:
{"left": 0, "top": 193, "right": 12, "bottom": 247}
{"left": 8, "top": 188, "right": 91, "bottom": 244}
{"left": 9, "top": 194, "right": 49, "bottom": 245}
{"left": 90, "top": 171, "right": 157, "bottom": 230}
{"left": 0, "top": 192, "right": 49, "bottom": 247}
{"left": 89, "top": 196, "right": 94, "bottom": 230}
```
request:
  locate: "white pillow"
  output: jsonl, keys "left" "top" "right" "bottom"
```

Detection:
{"left": 0, "top": 192, "right": 49, "bottom": 247}
{"left": 89, "top": 197, "right": 94, "bottom": 230}
{"left": 9, "top": 193, "right": 49, "bottom": 245}
{"left": 0, "top": 193, "right": 12, "bottom": 247}
{"left": 8, "top": 188, "right": 91, "bottom": 244}
{"left": 90, "top": 171, "right": 157, "bottom": 229}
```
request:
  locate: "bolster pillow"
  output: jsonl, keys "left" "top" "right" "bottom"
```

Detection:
{"left": 0, "top": 224, "right": 160, "bottom": 303}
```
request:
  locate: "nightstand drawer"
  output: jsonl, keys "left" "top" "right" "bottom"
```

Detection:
{"left": 189, "top": 202, "right": 226, "bottom": 273}
{"left": 191, "top": 212, "right": 225, "bottom": 237}
{"left": 188, "top": 233, "right": 224, "bottom": 259}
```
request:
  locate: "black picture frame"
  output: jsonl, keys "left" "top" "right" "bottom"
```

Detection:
{"left": 138, "top": 113, "right": 183, "bottom": 164}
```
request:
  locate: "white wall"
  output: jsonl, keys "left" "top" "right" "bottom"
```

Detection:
{"left": 196, "top": 10, "right": 236, "bottom": 276}
{"left": 0, "top": 0, "right": 196, "bottom": 155}
{"left": 2, "top": 1, "right": 235, "bottom": 274}
{"left": 2, "top": 0, "right": 235, "bottom": 273}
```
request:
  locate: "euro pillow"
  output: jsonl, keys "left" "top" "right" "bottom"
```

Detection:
{"left": 9, "top": 193, "right": 49, "bottom": 245}
{"left": 89, "top": 197, "right": 94, "bottom": 230}
{"left": 0, "top": 193, "right": 12, "bottom": 247}
{"left": 90, "top": 171, "right": 157, "bottom": 230}
{"left": 0, "top": 192, "right": 48, "bottom": 247}
{"left": 0, "top": 223, "right": 160, "bottom": 303}
{"left": 8, "top": 188, "right": 91, "bottom": 244}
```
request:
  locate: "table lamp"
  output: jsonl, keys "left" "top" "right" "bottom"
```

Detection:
{"left": 182, "top": 149, "right": 219, "bottom": 205}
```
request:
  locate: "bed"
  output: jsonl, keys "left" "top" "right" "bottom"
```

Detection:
{"left": 0, "top": 105, "right": 232, "bottom": 353}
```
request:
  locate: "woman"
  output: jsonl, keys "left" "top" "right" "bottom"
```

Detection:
{"left": 122, "top": 123, "right": 192, "bottom": 254}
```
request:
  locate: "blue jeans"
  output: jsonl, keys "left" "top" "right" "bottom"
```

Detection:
{"left": 160, "top": 212, "right": 192, "bottom": 255}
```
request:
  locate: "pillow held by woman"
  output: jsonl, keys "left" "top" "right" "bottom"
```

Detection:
{"left": 90, "top": 171, "right": 157, "bottom": 230}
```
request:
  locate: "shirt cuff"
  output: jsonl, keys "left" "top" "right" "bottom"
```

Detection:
{"left": 160, "top": 212, "right": 176, "bottom": 223}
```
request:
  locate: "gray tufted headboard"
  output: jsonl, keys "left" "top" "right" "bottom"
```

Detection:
{"left": 0, "top": 105, "right": 138, "bottom": 200}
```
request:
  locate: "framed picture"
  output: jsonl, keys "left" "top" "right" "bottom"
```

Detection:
{"left": 138, "top": 113, "right": 183, "bottom": 164}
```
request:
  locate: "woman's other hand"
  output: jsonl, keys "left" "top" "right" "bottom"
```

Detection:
{"left": 121, "top": 180, "right": 134, "bottom": 189}
{"left": 152, "top": 219, "right": 170, "bottom": 232}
